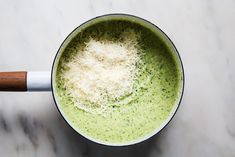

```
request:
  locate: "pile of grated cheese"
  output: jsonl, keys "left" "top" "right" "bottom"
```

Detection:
{"left": 62, "top": 30, "right": 141, "bottom": 114}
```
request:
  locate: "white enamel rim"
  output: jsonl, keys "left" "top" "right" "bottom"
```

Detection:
{"left": 51, "top": 14, "right": 185, "bottom": 146}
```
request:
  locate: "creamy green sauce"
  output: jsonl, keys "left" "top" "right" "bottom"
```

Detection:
{"left": 55, "top": 19, "right": 183, "bottom": 144}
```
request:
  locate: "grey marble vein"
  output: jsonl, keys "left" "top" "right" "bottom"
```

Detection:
{"left": 46, "top": 128, "right": 57, "bottom": 153}
{"left": 18, "top": 114, "right": 42, "bottom": 149}
{"left": 0, "top": 112, "right": 11, "bottom": 133}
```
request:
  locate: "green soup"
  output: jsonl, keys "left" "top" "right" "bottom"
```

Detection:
{"left": 54, "top": 17, "right": 183, "bottom": 145}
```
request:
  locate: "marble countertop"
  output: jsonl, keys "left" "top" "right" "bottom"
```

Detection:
{"left": 0, "top": 0, "right": 235, "bottom": 156}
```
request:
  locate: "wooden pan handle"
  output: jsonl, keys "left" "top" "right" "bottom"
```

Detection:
{"left": 0, "top": 71, "right": 27, "bottom": 91}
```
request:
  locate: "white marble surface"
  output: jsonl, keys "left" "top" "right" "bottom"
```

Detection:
{"left": 0, "top": 0, "right": 235, "bottom": 156}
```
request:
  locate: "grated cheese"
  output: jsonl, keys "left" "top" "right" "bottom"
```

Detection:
{"left": 62, "top": 30, "right": 141, "bottom": 114}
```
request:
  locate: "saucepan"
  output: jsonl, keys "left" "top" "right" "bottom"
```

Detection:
{"left": 0, "top": 14, "right": 184, "bottom": 146}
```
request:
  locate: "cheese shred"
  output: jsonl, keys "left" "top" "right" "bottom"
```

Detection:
{"left": 62, "top": 30, "right": 141, "bottom": 114}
